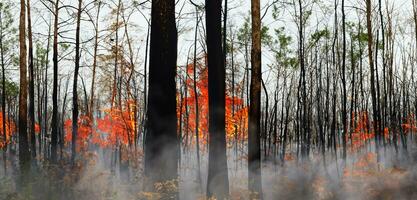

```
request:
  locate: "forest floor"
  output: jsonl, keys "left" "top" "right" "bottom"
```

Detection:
{"left": 1, "top": 142, "right": 417, "bottom": 200}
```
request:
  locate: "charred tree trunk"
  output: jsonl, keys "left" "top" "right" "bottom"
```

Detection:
{"left": 43, "top": 20, "right": 51, "bottom": 159}
{"left": 27, "top": 0, "right": 36, "bottom": 159}
{"left": 144, "top": 0, "right": 179, "bottom": 193}
{"left": 341, "top": 0, "right": 347, "bottom": 160}
{"left": 72, "top": 0, "right": 82, "bottom": 165}
{"left": 206, "top": 0, "right": 230, "bottom": 198}
{"left": 51, "top": 0, "right": 59, "bottom": 163}
{"left": 366, "top": 0, "right": 380, "bottom": 157}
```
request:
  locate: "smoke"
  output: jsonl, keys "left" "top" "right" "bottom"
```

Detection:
{"left": 1, "top": 139, "right": 417, "bottom": 200}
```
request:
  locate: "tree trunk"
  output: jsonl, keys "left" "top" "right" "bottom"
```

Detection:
{"left": 206, "top": 0, "right": 230, "bottom": 198}
{"left": 341, "top": 0, "right": 347, "bottom": 160}
{"left": 248, "top": 0, "right": 262, "bottom": 197}
{"left": 89, "top": 1, "right": 101, "bottom": 119}
{"left": 72, "top": 0, "right": 82, "bottom": 165}
{"left": 27, "top": 0, "right": 36, "bottom": 159}
{"left": 111, "top": 0, "right": 121, "bottom": 109}
{"left": 366, "top": 0, "right": 380, "bottom": 157}
{"left": 192, "top": 6, "right": 202, "bottom": 189}
{"left": 51, "top": 0, "right": 59, "bottom": 163}
{"left": 43, "top": 20, "right": 51, "bottom": 159}
{"left": 144, "top": 0, "right": 179, "bottom": 193}
{"left": 19, "top": 0, "right": 30, "bottom": 172}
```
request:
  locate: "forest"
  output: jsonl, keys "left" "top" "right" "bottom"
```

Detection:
{"left": 1, "top": 0, "right": 417, "bottom": 199}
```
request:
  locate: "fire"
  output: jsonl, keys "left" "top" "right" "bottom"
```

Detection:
{"left": 0, "top": 112, "right": 16, "bottom": 149}
{"left": 177, "top": 56, "right": 248, "bottom": 147}
{"left": 348, "top": 111, "right": 417, "bottom": 152}
{"left": 96, "top": 107, "right": 136, "bottom": 148}
{"left": 349, "top": 112, "right": 373, "bottom": 151}
{"left": 64, "top": 115, "right": 93, "bottom": 152}
{"left": 64, "top": 100, "right": 137, "bottom": 152}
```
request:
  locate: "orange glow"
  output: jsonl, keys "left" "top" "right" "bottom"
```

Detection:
{"left": 35, "top": 123, "right": 41, "bottom": 134}
{"left": 64, "top": 100, "right": 137, "bottom": 151}
{"left": 349, "top": 112, "right": 373, "bottom": 151}
{"left": 177, "top": 57, "right": 248, "bottom": 147}
{"left": 0, "top": 112, "right": 15, "bottom": 149}
{"left": 64, "top": 115, "right": 93, "bottom": 152}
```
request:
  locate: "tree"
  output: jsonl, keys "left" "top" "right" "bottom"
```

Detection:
{"left": 365, "top": 0, "right": 380, "bottom": 158}
{"left": 27, "top": 0, "right": 36, "bottom": 159}
{"left": 89, "top": 0, "right": 102, "bottom": 119}
{"left": 72, "top": 0, "right": 82, "bottom": 165}
{"left": 248, "top": 0, "right": 262, "bottom": 198}
{"left": 0, "top": 1, "right": 16, "bottom": 173}
{"left": 111, "top": 0, "right": 121, "bottom": 110}
{"left": 206, "top": 0, "right": 229, "bottom": 198}
{"left": 341, "top": 0, "right": 347, "bottom": 160}
{"left": 18, "top": 0, "right": 30, "bottom": 172}
{"left": 190, "top": 1, "right": 202, "bottom": 188}
{"left": 144, "top": 0, "right": 179, "bottom": 193}
{"left": 51, "top": 0, "right": 59, "bottom": 163}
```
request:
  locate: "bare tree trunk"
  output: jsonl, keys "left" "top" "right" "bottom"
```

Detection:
{"left": 144, "top": 0, "right": 178, "bottom": 194}
{"left": 341, "top": 0, "right": 347, "bottom": 160}
{"left": 19, "top": 0, "right": 30, "bottom": 172}
{"left": 72, "top": 0, "right": 82, "bottom": 165}
{"left": 89, "top": 1, "right": 101, "bottom": 118}
{"left": 366, "top": 0, "right": 380, "bottom": 157}
{"left": 142, "top": 24, "right": 149, "bottom": 151}
{"left": 111, "top": 0, "right": 121, "bottom": 110}
{"left": 248, "top": 0, "right": 262, "bottom": 197}
{"left": 51, "top": 0, "right": 59, "bottom": 163}
{"left": 43, "top": 19, "right": 51, "bottom": 159}
{"left": 206, "top": 0, "right": 230, "bottom": 198}
{"left": 261, "top": 79, "right": 269, "bottom": 158}
{"left": 192, "top": 6, "right": 202, "bottom": 189}
{"left": 27, "top": 0, "right": 36, "bottom": 159}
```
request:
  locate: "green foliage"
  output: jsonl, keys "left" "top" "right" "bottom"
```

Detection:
{"left": 2, "top": 79, "right": 19, "bottom": 99}
{"left": 236, "top": 13, "right": 274, "bottom": 48}
{"left": 35, "top": 43, "right": 49, "bottom": 67}
{"left": 272, "top": 27, "right": 297, "bottom": 69}
{"left": 309, "top": 28, "right": 330, "bottom": 45}
{"left": 60, "top": 43, "right": 70, "bottom": 52}
{"left": 237, "top": 16, "right": 251, "bottom": 48}
{"left": 347, "top": 22, "right": 369, "bottom": 64}
{"left": 261, "top": 26, "right": 273, "bottom": 46}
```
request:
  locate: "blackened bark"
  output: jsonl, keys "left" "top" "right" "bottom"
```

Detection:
{"left": 206, "top": 0, "right": 230, "bottom": 198}
{"left": 366, "top": 0, "right": 380, "bottom": 157}
{"left": 72, "top": 0, "right": 82, "bottom": 165}
{"left": 51, "top": 0, "right": 59, "bottom": 163}
{"left": 341, "top": 0, "right": 347, "bottom": 160}
{"left": 144, "top": 0, "right": 179, "bottom": 192}
{"left": 27, "top": 0, "right": 36, "bottom": 159}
